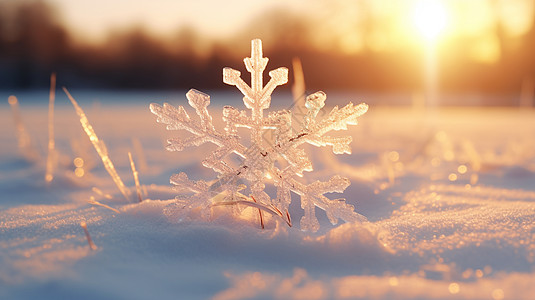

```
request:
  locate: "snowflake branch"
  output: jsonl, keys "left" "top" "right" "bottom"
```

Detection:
{"left": 286, "top": 175, "right": 367, "bottom": 232}
{"left": 259, "top": 67, "right": 288, "bottom": 109}
{"left": 150, "top": 99, "right": 226, "bottom": 149}
{"left": 223, "top": 68, "right": 254, "bottom": 109}
{"left": 294, "top": 102, "right": 369, "bottom": 154}
{"left": 186, "top": 89, "right": 215, "bottom": 133}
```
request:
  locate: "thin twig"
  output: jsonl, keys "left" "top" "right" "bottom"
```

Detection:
{"left": 80, "top": 221, "right": 97, "bottom": 250}
{"left": 212, "top": 197, "right": 292, "bottom": 228}
{"left": 87, "top": 196, "right": 121, "bottom": 214}
{"left": 285, "top": 209, "right": 292, "bottom": 227}
{"left": 251, "top": 196, "right": 264, "bottom": 229}
{"left": 270, "top": 204, "right": 293, "bottom": 228}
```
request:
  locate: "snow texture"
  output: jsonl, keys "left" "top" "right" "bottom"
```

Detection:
{"left": 1, "top": 96, "right": 535, "bottom": 299}
{"left": 150, "top": 39, "right": 368, "bottom": 232}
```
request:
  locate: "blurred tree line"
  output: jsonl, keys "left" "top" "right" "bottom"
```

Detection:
{"left": 1, "top": 0, "right": 534, "bottom": 99}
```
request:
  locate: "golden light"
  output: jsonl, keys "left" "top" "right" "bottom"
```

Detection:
{"left": 388, "top": 151, "right": 400, "bottom": 162}
{"left": 411, "top": 0, "right": 449, "bottom": 41}
{"left": 492, "top": 288, "right": 505, "bottom": 300}
{"left": 73, "top": 157, "right": 84, "bottom": 168}
{"left": 8, "top": 95, "right": 18, "bottom": 105}
{"left": 388, "top": 276, "right": 399, "bottom": 286}
{"left": 448, "top": 282, "right": 460, "bottom": 294}
{"left": 74, "top": 167, "right": 85, "bottom": 177}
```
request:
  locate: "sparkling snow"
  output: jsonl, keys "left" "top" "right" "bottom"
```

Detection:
{"left": 1, "top": 93, "right": 534, "bottom": 299}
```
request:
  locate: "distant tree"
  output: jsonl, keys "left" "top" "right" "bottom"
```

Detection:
{"left": 0, "top": 0, "right": 69, "bottom": 88}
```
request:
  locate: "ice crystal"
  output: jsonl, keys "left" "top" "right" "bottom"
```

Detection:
{"left": 150, "top": 39, "right": 368, "bottom": 232}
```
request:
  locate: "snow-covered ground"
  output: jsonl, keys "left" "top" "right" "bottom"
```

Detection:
{"left": 1, "top": 91, "right": 534, "bottom": 299}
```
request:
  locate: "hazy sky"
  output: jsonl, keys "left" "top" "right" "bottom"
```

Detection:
{"left": 42, "top": 0, "right": 535, "bottom": 65}
{"left": 47, "top": 0, "right": 309, "bottom": 43}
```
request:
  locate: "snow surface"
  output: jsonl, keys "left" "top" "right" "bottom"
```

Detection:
{"left": 1, "top": 92, "right": 535, "bottom": 300}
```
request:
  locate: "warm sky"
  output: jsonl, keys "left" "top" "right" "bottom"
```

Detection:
{"left": 40, "top": 0, "right": 535, "bottom": 65}
{"left": 47, "top": 0, "right": 309, "bottom": 43}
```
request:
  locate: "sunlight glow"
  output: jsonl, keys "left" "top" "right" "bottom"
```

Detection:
{"left": 411, "top": 0, "right": 449, "bottom": 41}
{"left": 469, "top": 33, "right": 501, "bottom": 63}
{"left": 448, "top": 282, "right": 460, "bottom": 294}
{"left": 74, "top": 167, "right": 85, "bottom": 177}
{"left": 492, "top": 288, "right": 505, "bottom": 300}
{"left": 74, "top": 157, "right": 84, "bottom": 168}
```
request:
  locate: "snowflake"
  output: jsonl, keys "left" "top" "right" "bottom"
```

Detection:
{"left": 150, "top": 39, "right": 368, "bottom": 232}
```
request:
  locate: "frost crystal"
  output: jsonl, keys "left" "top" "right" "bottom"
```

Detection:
{"left": 150, "top": 39, "right": 368, "bottom": 232}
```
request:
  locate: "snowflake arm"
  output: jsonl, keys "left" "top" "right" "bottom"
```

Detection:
{"left": 223, "top": 39, "right": 288, "bottom": 119}
{"left": 150, "top": 89, "right": 227, "bottom": 151}
{"left": 295, "top": 92, "right": 369, "bottom": 154}
{"left": 288, "top": 175, "right": 367, "bottom": 232}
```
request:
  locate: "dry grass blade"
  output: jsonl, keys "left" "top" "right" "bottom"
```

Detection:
{"left": 269, "top": 204, "right": 293, "bottom": 227}
{"left": 251, "top": 196, "right": 264, "bottom": 229}
{"left": 45, "top": 73, "right": 57, "bottom": 183}
{"left": 131, "top": 138, "right": 148, "bottom": 172}
{"left": 8, "top": 95, "right": 39, "bottom": 161}
{"left": 87, "top": 196, "right": 121, "bottom": 214}
{"left": 285, "top": 209, "right": 292, "bottom": 227}
{"left": 292, "top": 57, "right": 306, "bottom": 107}
{"left": 128, "top": 152, "right": 143, "bottom": 202}
{"left": 212, "top": 198, "right": 292, "bottom": 228}
{"left": 80, "top": 221, "right": 97, "bottom": 250}
{"left": 63, "top": 87, "right": 131, "bottom": 202}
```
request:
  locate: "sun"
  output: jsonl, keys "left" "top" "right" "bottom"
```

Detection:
{"left": 411, "top": 0, "right": 449, "bottom": 41}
